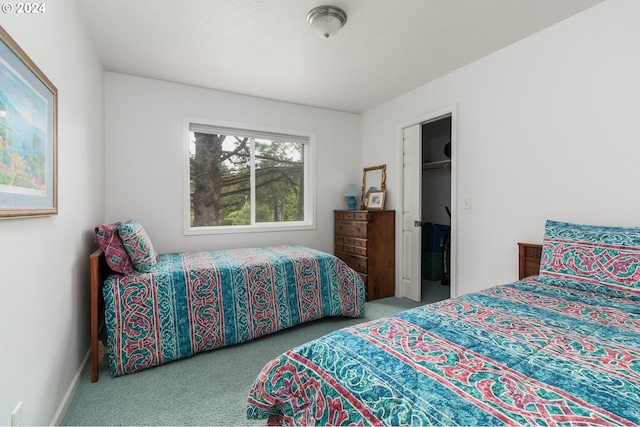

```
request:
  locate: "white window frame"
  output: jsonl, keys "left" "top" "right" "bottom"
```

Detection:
{"left": 183, "top": 117, "right": 316, "bottom": 235}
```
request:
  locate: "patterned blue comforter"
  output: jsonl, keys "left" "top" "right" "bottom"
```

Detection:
{"left": 103, "top": 245, "right": 365, "bottom": 378}
{"left": 247, "top": 277, "right": 640, "bottom": 425}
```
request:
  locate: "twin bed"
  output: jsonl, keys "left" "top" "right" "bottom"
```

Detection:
{"left": 246, "top": 220, "right": 640, "bottom": 425}
{"left": 91, "top": 219, "right": 640, "bottom": 426}
{"left": 89, "top": 220, "right": 365, "bottom": 382}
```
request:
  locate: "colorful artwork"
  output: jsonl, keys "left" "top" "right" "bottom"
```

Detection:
{"left": 0, "top": 26, "right": 57, "bottom": 217}
{"left": 0, "top": 57, "right": 48, "bottom": 194}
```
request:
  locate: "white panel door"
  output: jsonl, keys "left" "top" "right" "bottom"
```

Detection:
{"left": 401, "top": 124, "right": 421, "bottom": 302}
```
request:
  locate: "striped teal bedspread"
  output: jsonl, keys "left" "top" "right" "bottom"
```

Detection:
{"left": 247, "top": 277, "right": 640, "bottom": 425}
{"left": 103, "top": 245, "right": 365, "bottom": 378}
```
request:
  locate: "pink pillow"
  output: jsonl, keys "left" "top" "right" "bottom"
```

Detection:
{"left": 95, "top": 223, "right": 135, "bottom": 274}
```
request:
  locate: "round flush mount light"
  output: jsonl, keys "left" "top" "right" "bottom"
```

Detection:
{"left": 307, "top": 5, "right": 348, "bottom": 39}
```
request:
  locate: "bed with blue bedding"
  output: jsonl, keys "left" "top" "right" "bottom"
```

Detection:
{"left": 90, "top": 220, "right": 365, "bottom": 381}
{"left": 246, "top": 220, "right": 640, "bottom": 426}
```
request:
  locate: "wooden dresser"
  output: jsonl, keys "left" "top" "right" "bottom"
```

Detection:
{"left": 334, "top": 210, "right": 395, "bottom": 301}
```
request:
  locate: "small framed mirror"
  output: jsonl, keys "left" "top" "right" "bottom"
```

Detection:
{"left": 361, "top": 164, "right": 386, "bottom": 209}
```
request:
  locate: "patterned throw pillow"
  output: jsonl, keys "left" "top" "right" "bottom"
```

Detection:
{"left": 95, "top": 224, "right": 134, "bottom": 274}
{"left": 117, "top": 220, "right": 158, "bottom": 272}
{"left": 539, "top": 219, "right": 640, "bottom": 295}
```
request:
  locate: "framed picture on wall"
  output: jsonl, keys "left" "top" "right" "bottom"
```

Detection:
{"left": 0, "top": 26, "right": 58, "bottom": 218}
{"left": 367, "top": 190, "right": 386, "bottom": 210}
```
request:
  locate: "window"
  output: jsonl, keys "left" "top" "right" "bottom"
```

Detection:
{"left": 185, "top": 119, "right": 315, "bottom": 234}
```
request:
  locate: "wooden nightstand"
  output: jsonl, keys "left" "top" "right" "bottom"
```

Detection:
{"left": 518, "top": 242, "right": 543, "bottom": 279}
{"left": 334, "top": 210, "right": 395, "bottom": 300}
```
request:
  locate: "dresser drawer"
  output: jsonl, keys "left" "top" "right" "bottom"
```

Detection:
{"left": 335, "top": 250, "right": 368, "bottom": 274}
{"left": 352, "top": 245, "right": 367, "bottom": 256}
{"left": 335, "top": 220, "right": 367, "bottom": 238}
{"left": 342, "top": 245, "right": 367, "bottom": 257}
{"left": 343, "top": 244, "right": 367, "bottom": 256}
{"left": 354, "top": 212, "right": 368, "bottom": 221}
{"left": 353, "top": 238, "right": 366, "bottom": 248}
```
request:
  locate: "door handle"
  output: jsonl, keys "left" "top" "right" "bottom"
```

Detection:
{"left": 414, "top": 221, "right": 427, "bottom": 227}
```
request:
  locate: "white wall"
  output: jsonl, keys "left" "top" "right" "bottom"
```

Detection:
{"left": 0, "top": 1, "right": 105, "bottom": 425}
{"left": 361, "top": 0, "right": 640, "bottom": 296}
{"left": 104, "top": 73, "right": 360, "bottom": 254}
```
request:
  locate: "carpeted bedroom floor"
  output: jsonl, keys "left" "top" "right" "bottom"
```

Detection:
{"left": 61, "top": 280, "right": 449, "bottom": 426}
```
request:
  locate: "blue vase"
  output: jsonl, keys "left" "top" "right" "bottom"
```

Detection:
{"left": 347, "top": 197, "right": 357, "bottom": 210}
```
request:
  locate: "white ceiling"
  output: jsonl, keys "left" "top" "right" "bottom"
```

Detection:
{"left": 76, "top": 0, "right": 603, "bottom": 114}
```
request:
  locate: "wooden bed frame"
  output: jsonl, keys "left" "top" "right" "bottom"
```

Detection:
{"left": 89, "top": 247, "right": 112, "bottom": 383}
{"left": 518, "top": 242, "right": 543, "bottom": 280}
{"left": 88, "top": 242, "right": 544, "bottom": 383}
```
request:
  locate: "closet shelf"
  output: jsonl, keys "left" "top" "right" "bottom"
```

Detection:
{"left": 422, "top": 160, "right": 451, "bottom": 171}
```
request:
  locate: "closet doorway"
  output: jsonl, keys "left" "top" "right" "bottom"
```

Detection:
{"left": 400, "top": 107, "right": 456, "bottom": 303}
{"left": 421, "top": 115, "right": 452, "bottom": 302}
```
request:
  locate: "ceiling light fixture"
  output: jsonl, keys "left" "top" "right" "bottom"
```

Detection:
{"left": 307, "top": 5, "right": 347, "bottom": 39}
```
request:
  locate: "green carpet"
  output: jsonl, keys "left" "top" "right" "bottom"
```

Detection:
{"left": 61, "top": 283, "right": 448, "bottom": 426}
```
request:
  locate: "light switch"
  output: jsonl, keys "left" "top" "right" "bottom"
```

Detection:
{"left": 463, "top": 195, "right": 471, "bottom": 210}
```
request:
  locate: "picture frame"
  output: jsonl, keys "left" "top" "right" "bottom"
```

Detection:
{"left": 0, "top": 26, "right": 58, "bottom": 218}
{"left": 367, "top": 190, "right": 386, "bottom": 210}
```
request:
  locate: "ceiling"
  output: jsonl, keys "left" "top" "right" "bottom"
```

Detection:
{"left": 76, "top": 0, "right": 603, "bottom": 114}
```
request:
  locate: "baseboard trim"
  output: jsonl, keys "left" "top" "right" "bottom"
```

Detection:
{"left": 50, "top": 348, "right": 91, "bottom": 426}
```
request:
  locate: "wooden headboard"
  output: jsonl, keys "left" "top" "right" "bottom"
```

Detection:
{"left": 518, "top": 242, "right": 543, "bottom": 280}
{"left": 89, "top": 247, "right": 113, "bottom": 382}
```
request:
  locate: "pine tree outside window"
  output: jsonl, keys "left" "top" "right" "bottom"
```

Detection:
{"left": 184, "top": 119, "right": 315, "bottom": 235}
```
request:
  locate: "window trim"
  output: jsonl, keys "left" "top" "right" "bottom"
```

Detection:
{"left": 183, "top": 117, "right": 316, "bottom": 236}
